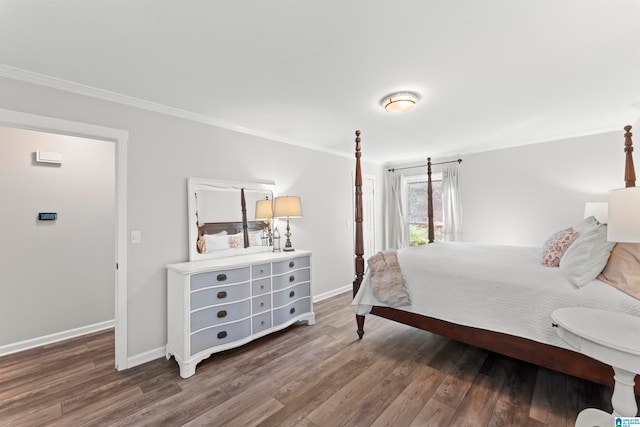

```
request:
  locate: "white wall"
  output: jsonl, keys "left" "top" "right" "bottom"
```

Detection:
{"left": 0, "top": 76, "right": 384, "bottom": 359}
{"left": 461, "top": 130, "right": 632, "bottom": 246}
{"left": 0, "top": 126, "right": 114, "bottom": 346}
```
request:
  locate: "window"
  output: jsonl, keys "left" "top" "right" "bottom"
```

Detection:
{"left": 407, "top": 174, "right": 443, "bottom": 245}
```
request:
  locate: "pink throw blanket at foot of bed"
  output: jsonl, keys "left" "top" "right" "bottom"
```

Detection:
{"left": 368, "top": 250, "right": 411, "bottom": 307}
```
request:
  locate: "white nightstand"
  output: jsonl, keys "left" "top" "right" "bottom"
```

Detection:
{"left": 552, "top": 307, "right": 640, "bottom": 427}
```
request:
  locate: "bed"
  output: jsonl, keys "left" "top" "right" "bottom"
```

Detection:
{"left": 351, "top": 127, "right": 640, "bottom": 392}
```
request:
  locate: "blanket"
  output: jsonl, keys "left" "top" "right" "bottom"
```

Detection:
{"left": 368, "top": 250, "right": 411, "bottom": 307}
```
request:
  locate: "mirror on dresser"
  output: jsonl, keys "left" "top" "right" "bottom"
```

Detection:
{"left": 187, "top": 177, "right": 276, "bottom": 261}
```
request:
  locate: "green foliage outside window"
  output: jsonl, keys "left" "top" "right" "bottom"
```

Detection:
{"left": 407, "top": 179, "right": 443, "bottom": 246}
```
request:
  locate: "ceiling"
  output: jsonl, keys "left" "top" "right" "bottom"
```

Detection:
{"left": 1, "top": 0, "right": 640, "bottom": 164}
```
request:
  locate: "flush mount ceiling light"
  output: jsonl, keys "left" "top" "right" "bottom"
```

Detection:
{"left": 381, "top": 91, "right": 420, "bottom": 113}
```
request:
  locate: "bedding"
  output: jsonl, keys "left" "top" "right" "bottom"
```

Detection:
{"left": 353, "top": 242, "right": 640, "bottom": 351}
{"left": 598, "top": 243, "right": 640, "bottom": 301}
{"left": 559, "top": 221, "right": 616, "bottom": 287}
{"left": 368, "top": 250, "right": 411, "bottom": 307}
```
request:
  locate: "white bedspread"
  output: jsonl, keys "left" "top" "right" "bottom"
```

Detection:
{"left": 352, "top": 242, "right": 640, "bottom": 350}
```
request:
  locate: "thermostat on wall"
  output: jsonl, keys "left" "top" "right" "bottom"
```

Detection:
{"left": 38, "top": 212, "right": 57, "bottom": 221}
{"left": 36, "top": 151, "right": 62, "bottom": 164}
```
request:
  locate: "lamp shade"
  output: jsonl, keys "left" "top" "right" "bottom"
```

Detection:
{"left": 273, "top": 196, "right": 302, "bottom": 218}
{"left": 607, "top": 187, "right": 640, "bottom": 242}
{"left": 255, "top": 198, "right": 273, "bottom": 220}
{"left": 584, "top": 202, "right": 608, "bottom": 224}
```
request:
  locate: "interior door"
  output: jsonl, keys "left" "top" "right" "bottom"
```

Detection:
{"left": 362, "top": 175, "right": 376, "bottom": 262}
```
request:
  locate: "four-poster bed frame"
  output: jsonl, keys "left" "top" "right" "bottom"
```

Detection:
{"left": 352, "top": 127, "right": 638, "bottom": 392}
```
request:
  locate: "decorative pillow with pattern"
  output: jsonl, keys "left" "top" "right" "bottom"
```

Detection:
{"left": 541, "top": 227, "right": 579, "bottom": 267}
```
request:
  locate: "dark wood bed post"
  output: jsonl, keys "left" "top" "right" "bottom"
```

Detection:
{"left": 353, "top": 130, "right": 366, "bottom": 339}
{"left": 427, "top": 157, "right": 434, "bottom": 243}
{"left": 241, "top": 188, "right": 250, "bottom": 248}
{"left": 624, "top": 125, "right": 636, "bottom": 187}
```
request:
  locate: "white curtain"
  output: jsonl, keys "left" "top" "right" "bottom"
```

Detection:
{"left": 442, "top": 163, "right": 463, "bottom": 241}
{"left": 386, "top": 171, "right": 408, "bottom": 249}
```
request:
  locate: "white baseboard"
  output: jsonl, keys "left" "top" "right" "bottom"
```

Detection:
{"left": 127, "top": 346, "right": 167, "bottom": 369}
{"left": 313, "top": 284, "right": 351, "bottom": 303}
{"left": 123, "top": 286, "right": 353, "bottom": 371}
{"left": 0, "top": 320, "right": 115, "bottom": 357}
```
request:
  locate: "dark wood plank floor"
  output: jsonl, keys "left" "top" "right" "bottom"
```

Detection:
{"left": 0, "top": 292, "right": 618, "bottom": 426}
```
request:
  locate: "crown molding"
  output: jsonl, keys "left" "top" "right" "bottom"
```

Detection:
{"left": 0, "top": 65, "right": 358, "bottom": 161}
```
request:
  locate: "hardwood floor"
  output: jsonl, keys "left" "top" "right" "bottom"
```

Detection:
{"left": 0, "top": 292, "right": 618, "bottom": 426}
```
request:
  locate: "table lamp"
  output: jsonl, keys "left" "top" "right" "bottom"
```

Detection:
{"left": 608, "top": 187, "right": 640, "bottom": 243}
{"left": 255, "top": 196, "right": 273, "bottom": 246}
{"left": 273, "top": 196, "right": 302, "bottom": 251}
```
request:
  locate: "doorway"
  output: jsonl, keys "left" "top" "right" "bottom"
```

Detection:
{"left": 0, "top": 108, "right": 128, "bottom": 370}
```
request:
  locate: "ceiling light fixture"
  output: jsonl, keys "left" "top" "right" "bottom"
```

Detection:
{"left": 381, "top": 91, "right": 420, "bottom": 113}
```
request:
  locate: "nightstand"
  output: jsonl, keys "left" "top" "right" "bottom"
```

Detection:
{"left": 551, "top": 307, "right": 640, "bottom": 427}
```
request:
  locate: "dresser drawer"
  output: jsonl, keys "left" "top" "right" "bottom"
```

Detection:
{"left": 272, "top": 256, "right": 310, "bottom": 275}
{"left": 190, "top": 267, "right": 250, "bottom": 291}
{"left": 191, "top": 318, "right": 251, "bottom": 355}
{"left": 252, "top": 293, "right": 271, "bottom": 314}
{"left": 191, "top": 282, "right": 251, "bottom": 310}
{"left": 252, "top": 311, "right": 272, "bottom": 333}
{"left": 251, "top": 277, "right": 271, "bottom": 296}
{"left": 252, "top": 263, "right": 271, "bottom": 279}
{"left": 272, "top": 268, "right": 310, "bottom": 291}
{"left": 273, "top": 282, "right": 311, "bottom": 308}
{"left": 191, "top": 300, "right": 251, "bottom": 332}
{"left": 273, "top": 298, "right": 312, "bottom": 326}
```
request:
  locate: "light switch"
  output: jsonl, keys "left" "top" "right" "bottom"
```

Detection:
{"left": 131, "top": 230, "right": 141, "bottom": 244}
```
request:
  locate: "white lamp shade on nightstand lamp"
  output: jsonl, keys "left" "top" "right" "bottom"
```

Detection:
{"left": 607, "top": 187, "right": 640, "bottom": 243}
{"left": 584, "top": 202, "right": 608, "bottom": 224}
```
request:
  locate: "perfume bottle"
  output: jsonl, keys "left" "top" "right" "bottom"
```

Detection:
{"left": 272, "top": 226, "right": 281, "bottom": 252}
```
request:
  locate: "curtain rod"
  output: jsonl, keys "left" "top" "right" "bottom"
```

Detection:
{"left": 387, "top": 158, "right": 462, "bottom": 172}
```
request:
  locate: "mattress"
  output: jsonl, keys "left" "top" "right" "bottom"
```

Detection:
{"left": 352, "top": 242, "right": 640, "bottom": 350}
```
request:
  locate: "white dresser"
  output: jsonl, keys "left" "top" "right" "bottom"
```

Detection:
{"left": 166, "top": 250, "right": 314, "bottom": 378}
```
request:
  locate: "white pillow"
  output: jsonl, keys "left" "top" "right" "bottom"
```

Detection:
{"left": 573, "top": 216, "right": 597, "bottom": 233}
{"left": 250, "top": 230, "right": 265, "bottom": 246}
{"left": 559, "top": 222, "right": 615, "bottom": 288}
{"left": 203, "top": 234, "right": 231, "bottom": 252}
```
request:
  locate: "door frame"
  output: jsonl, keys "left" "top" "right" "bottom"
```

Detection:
{"left": 0, "top": 108, "right": 129, "bottom": 370}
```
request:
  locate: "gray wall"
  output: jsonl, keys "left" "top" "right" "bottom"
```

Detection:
{"left": 0, "top": 76, "right": 385, "bottom": 358}
{"left": 460, "top": 130, "right": 636, "bottom": 246}
{"left": 0, "top": 126, "right": 115, "bottom": 345}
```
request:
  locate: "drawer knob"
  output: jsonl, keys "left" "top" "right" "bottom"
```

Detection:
{"left": 260, "top": 302, "right": 265, "bottom": 307}
{"left": 289, "top": 290, "right": 295, "bottom": 298}
{"left": 217, "top": 310, "right": 227, "bottom": 319}
{"left": 217, "top": 291, "right": 228, "bottom": 299}
{"left": 260, "top": 285, "right": 264, "bottom": 290}
{"left": 260, "top": 269, "right": 264, "bottom": 273}
{"left": 217, "top": 273, "right": 227, "bottom": 282}
{"left": 289, "top": 275, "right": 295, "bottom": 282}
{"left": 260, "top": 320, "right": 265, "bottom": 326}
{"left": 289, "top": 261, "right": 295, "bottom": 268}
{"left": 290, "top": 307, "right": 296, "bottom": 315}
{"left": 217, "top": 331, "right": 227, "bottom": 339}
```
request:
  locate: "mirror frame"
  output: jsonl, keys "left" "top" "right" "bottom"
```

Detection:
{"left": 187, "top": 177, "right": 276, "bottom": 261}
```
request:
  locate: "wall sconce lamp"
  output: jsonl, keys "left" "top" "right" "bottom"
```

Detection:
{"left": 273, "top": 196, "right": 302, "bottom": 251}
{"left": 381, "top": 91, "right": 420, "bottom": 113}
{"left": 255, "top": 196, "right": 273, "bottom": 246}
